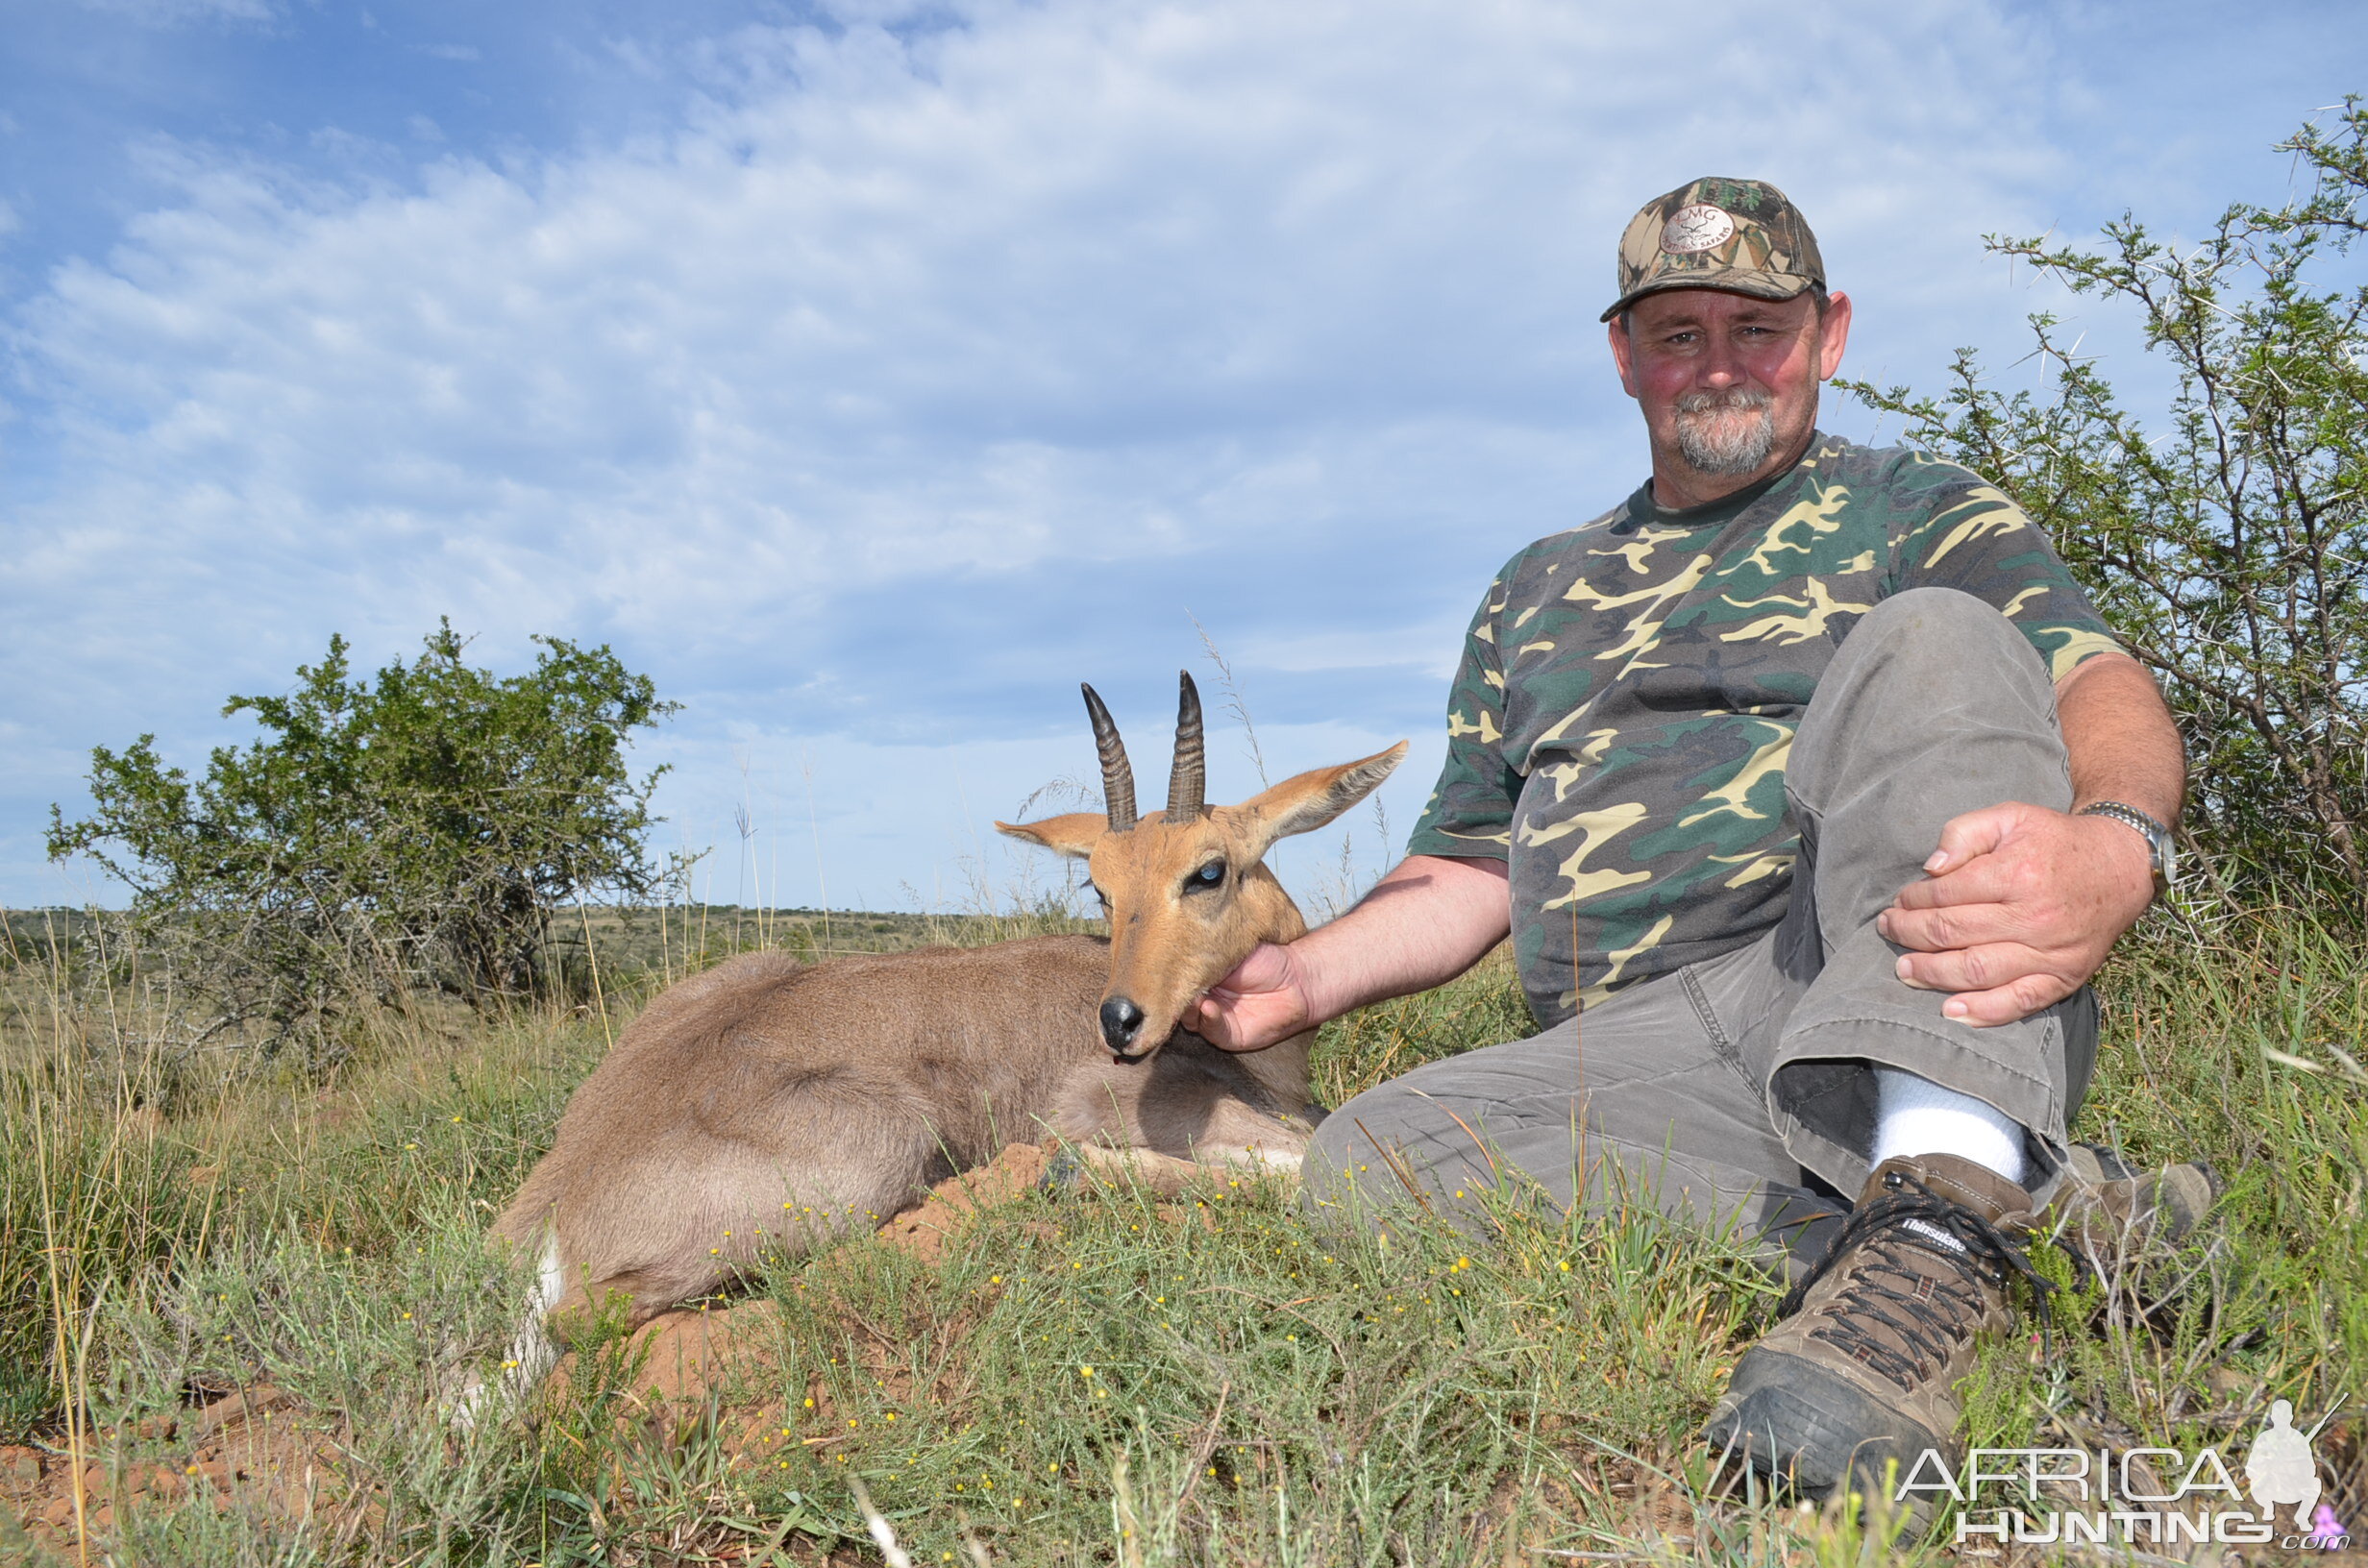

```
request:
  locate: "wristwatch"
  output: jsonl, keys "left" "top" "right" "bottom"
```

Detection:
{"left": 2078, "top": 801, "right": 2177, "bottom": 899}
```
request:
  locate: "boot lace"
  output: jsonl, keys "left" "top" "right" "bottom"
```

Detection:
{"left": 1775, "top": 1169, "right": 2056, "bottom": 1393}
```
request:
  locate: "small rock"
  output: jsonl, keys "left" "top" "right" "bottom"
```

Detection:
{"left": 127, "top": 1464, "right": 184, "bottom": 1501}
{"left": 0, "top": 1446, "right": 38, "bottom": 1490}
{"left": 194, "top": 1384, "right": 292, "bottom": 1437}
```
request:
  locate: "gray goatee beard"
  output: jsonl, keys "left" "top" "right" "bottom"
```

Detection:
{"left": 1673, "top": 387, "right": 1777, "bottom": 478}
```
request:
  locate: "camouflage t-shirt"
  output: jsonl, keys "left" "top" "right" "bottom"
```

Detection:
{"left": 1407, "top": 432, "right": 2123, "bottom": 1027}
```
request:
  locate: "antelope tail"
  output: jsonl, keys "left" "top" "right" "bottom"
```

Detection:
{"left": 447, "top": 1234, "right": 566, "bottom": 1433}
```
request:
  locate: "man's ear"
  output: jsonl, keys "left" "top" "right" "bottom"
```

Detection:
{"left": 994, "top": 813, "right": 1106, "bottom": 861}
{"left": 1816, "top": 289, "right": 1853, "bottom": 380}
{"left": 1234, "top": 743, "right": 1408, "bottom": 860}
{"left": 1608, "top": 313, "right": 1641, "bottom": 400}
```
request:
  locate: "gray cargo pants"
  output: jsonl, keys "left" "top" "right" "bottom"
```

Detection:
{"left": 1305, "top": 588, "right": 2100, "bottom": 1272}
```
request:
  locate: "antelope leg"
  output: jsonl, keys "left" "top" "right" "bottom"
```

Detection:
{"left": 1074, "top": 1140, "right": 1303, "bottom": 1194}
{"left": 1075, "top": 1143, "right": 1205, "bottom": 1196}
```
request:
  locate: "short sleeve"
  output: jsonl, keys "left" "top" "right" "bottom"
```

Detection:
{"left": 1887, "top": 455, "right": 2125, "bottom": 681}
{"left": 1406, "top": 565, "right": 1525, "bottom": 860}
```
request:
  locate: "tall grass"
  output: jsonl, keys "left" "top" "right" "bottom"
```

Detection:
{"left": 0, "top": 902, "right": 2359, "bottom": 1564}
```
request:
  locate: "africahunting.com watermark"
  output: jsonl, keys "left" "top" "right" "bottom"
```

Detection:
{"left": 1897, "top": 1400, "right": 2353, "bottom": 1550}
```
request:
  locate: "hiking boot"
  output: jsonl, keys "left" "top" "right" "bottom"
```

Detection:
{"left": 2045, "top": 1142, "right": 2220, "bottom": 1284}
{"left": 1704, "top": 1153, "right": 2054, "bottom": 1506}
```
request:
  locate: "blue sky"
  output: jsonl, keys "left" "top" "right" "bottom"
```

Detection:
{"left": 6, "top": 0, "right": 2364, "bottom": 915}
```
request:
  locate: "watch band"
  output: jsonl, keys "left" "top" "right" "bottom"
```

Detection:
{"left": 2078, "top": 801, "right": 2175, "bottom": 897}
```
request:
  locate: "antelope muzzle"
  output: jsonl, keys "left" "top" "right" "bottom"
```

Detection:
{"left": 1098, "top": 994, "right": 1150, "bottom": 1057}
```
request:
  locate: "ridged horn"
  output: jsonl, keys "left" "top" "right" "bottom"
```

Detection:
{"left": 1080, "top": 682, "right": 1138, "bottom": 832}
{"left": 1166, "top": 670, "right": 1205, "bottom": 821}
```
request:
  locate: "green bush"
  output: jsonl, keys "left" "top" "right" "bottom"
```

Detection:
{"left": 1842, "top": 99, "right": 2368, "bottom": 914}
{"left": 47, "top": 621, "right": 682, "bottom": 1046}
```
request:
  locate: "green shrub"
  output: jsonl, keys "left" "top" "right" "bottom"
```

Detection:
{"left": 1842, "top": 99, "right": 2368, "bottom": 913}
{"left": 47, "top": 621, "right": 683, "bottom": 1047}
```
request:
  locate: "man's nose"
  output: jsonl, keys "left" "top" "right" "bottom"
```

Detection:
{"left": 1697, "top": 335, "right": 1748, "bottom": 388}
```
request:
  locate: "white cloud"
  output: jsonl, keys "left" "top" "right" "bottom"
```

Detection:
{"left": 0, "top": 0, "right": 2286, "bottom": 905}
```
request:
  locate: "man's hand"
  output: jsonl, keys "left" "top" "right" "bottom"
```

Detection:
{"left": 1876, "top": 801, "right": 2156, "bottom": 1027}
{"left": 1192, "top": 942, "right": 1314, "bottom": 1053}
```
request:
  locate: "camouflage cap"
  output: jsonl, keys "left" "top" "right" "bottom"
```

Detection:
{"left": 1600, "top": 177, "right": 1825, "bottom": 323}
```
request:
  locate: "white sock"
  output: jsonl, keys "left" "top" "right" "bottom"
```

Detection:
{"left": 1870, "top": 1068, "right": 2027, "bottom": 1186}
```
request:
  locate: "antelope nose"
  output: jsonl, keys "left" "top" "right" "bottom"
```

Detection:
{"left": 1098, "top": 997, "right": 1147, "bottom": 1054}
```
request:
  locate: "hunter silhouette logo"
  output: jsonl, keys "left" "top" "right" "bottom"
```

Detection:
{"left": 2246, "top": 1399, "right": 2332, "bottom": 1531}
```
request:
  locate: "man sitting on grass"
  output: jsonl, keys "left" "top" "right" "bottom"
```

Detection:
{"left": 1190, "top": 178, "right": 2214, "bottom": 1503}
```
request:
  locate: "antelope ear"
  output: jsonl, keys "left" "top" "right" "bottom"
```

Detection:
{"left": 1236, "top": 743, "right": 1408, "bottom": 858}
{"left": 994, "top": 813, "right": 1106, "bottom": 861}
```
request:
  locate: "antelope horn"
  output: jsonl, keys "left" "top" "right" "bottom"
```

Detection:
{"left": 1080, "top": 683, "right": 1138, "bottom": 832}
{"left": 1166, "top": 670, "right": 1205, "bottom": 821}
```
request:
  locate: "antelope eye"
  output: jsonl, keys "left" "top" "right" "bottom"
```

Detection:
{"left": 1192, "top": 861, "right": 1225, "bottom": 888}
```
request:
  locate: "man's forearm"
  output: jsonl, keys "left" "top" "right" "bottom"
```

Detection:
{"left": 1295, "top": 853, "right": 1512, "bottom": 1025}
{"left": 2056, "top": 652, "right": 2185, "bottom": 825}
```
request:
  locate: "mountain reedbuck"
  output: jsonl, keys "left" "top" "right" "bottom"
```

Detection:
{"left": 478, "top": 674, "right": 1403, "bottom": 1403}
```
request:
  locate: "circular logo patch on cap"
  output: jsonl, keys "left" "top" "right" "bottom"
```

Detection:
{"left": 1660, "top": 204, "right": 1736, "bottom": 255}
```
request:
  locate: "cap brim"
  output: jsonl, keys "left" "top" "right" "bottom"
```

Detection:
{"left": 1599, "top": 271, "right": 1820, "bottom": 324}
